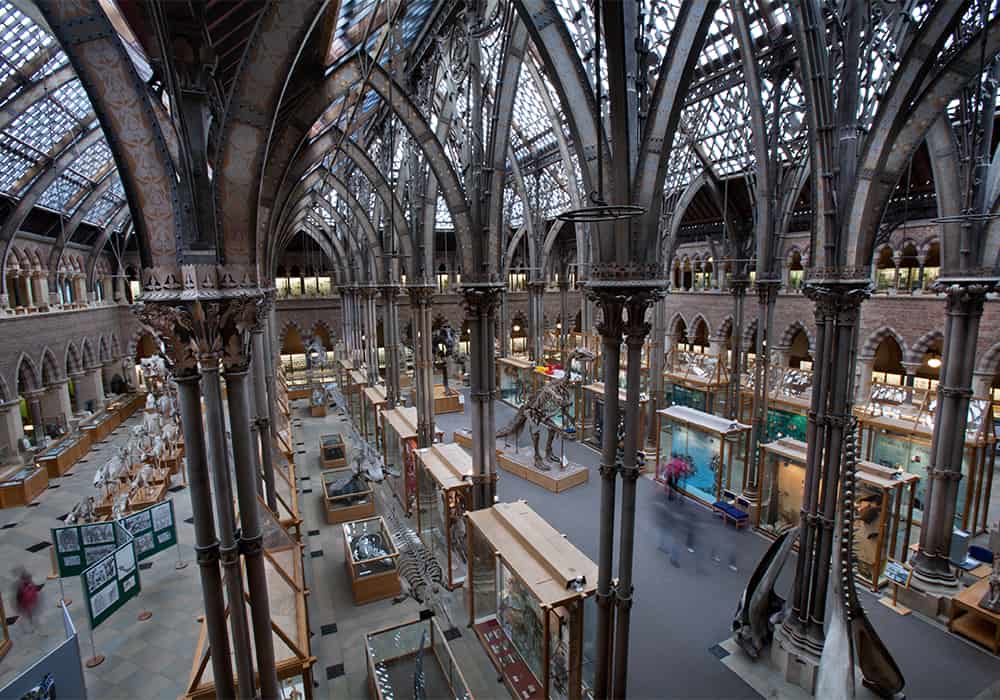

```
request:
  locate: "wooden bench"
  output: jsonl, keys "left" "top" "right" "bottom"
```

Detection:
{"left": 712, "top": 500, "right": 749, "bottom": 529}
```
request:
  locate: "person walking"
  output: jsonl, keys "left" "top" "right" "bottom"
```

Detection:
{"left": 13, "top": 568, "right": 42, "bottom": 632}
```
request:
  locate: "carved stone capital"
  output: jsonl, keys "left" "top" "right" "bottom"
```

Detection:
{"left": 459, "top": 284, "right": 503, "bottom": 318}
{"left": 938, "top": 282, "right": 990, "bottom": 318}
{"left": 804, "top": 281, "right": 869, "bottom": 323}
{"left": 406, "top": 284, "right": 436, "bottom": 308}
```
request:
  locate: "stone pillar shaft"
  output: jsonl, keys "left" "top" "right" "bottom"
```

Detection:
{"left": 527, "top": 280, "right": 545, "bottom": 363}
{"left": 408, "top": 287, "right": 435, "bottom": 447}
{"left": 381, "top": 287, "right": 402, "bottom": 408}
{"left": 745, "top": 283, "right": 777, "bottom": 501}
{"left": 463, "top": 287, "right": 501, "bottom": 509}
{"left": 252, "top": 329, "right": 278, "bottom": 512}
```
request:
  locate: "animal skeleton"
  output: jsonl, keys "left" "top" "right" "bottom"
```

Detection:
{"left": 66, "top": 496, "right": 96, "bottom": 525}
{"left": 496, "top": 348, "right": 594, "bottom": 471}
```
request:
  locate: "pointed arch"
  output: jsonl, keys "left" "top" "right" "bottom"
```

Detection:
{"left": 65, "top": 341, "right": 83, "bottom": 376}
{"left": 40, "top": 347, "right": 61, "bottom": 386}
{"left": 81, "top": 338, "right": 96, "bottom": 368}
{"left": 861, "top": 326, "right": 908, "bottom": 361}
{"left": 778, "top": 321, "right": 814, "bottom": 355}
{"left": 99, "top": 336, "right": 111, "bottom": 364}
{"left": 907, "top": 329, "right": 944, "bottom": 366}
{"left": 15, "top": 353, "right": 40, "bottom": 394}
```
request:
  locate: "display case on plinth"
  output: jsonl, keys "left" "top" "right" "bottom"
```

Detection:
{"left": 454, "top": 428, "right": 472, "bottom": 449}
{"left": 322, "top": 467, "right": 375, "bottom": 524}
{"left": 319, "top": 433, "right": 347, "bottom": 469}
{"left": 663, "top": 349, "right": 729, "bottom": 415}
{"left": 343, "top": 516, "right": 401, "bottom": 605}
{"left": 654, "top": 406, "right": 749, "bottom": 506}
{"left": 757, "top": 437, "right": 919, "bottom": 591}
{"left": 35, "top": 431, "right": 92, "bottom": 478}
{"left": 497, "top": 357, "right": 538, "bottom": 409}
{"left": 309, "top": 386, "right": 327, "bottom": 417}
{"left": 336, "top": 358, "right": 355, "bottom": 390}
{"left": 949, "top": 578, "right": 1000, "bottom": 654}
{"left": 184, "top": 504, "right": 316, "bottom": 698}
{"left": 365, "top": 616, "right": 474, "bottom": 700}
{"left": 579, "top": 382, "right": 648, "bottom": 452}
{"left": 855, "top": 383, "right": 995, "bottom": 534}
{"left": 362, "top": 385, "right": 388, "bottom": 452}
{"left": 737, "top": 363, "right": 812, "bottom": 443}
{"left": 345, "top": 370, "right": 368, "bottom": 426}
{"left": 0, "top": 464, "right": 48, "bottom": 508}
{"left": 415, "top": 443, "right": 472, "bottom": 589}
{"left": 433, "top": 384, "right": 463, "bottom": 414}
{"left": 467, "top": 501, "right": 597, "bottom": 700}
{"left": 383, "top": 407, "right": 442, "bottom": 516}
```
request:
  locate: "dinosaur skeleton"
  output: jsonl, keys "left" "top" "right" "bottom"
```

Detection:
{"left": 496, "top": 347, "right": 594, "bottom": 471}
{"left": 734, "top": 418, "right": 904, "bottom": 698}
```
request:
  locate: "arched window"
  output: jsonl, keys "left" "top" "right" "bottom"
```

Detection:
{"left": 871, "top": 335, "right": 905, "bottom": 385}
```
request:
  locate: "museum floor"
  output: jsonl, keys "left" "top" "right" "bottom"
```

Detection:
{"left": 2, "top": 392, "right": 1000, "bottom": 699}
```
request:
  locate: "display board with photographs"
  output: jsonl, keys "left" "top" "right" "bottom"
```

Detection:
{"left": 80, "top": 535, "right": 140, "bottom": 629}
{"left": 120, "top": 500, "right": 177, "bottom": 561}
{"left": 51, "top": 521, "right": 129, "bottom": 578}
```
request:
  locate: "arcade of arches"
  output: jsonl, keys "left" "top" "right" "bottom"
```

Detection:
{"left": 0, "top": 1, "right": 999, "bottom": 699}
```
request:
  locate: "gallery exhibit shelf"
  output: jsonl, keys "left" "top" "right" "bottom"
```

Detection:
{"left": 415, "top": 442, "right": 473, "bottom": 589}
{"left": 433, "top": 383, "right": 463, "bottom": 414}
{"left": 663, "top": 349, "right": 730, "bottom": 416}
{"left": 454, "top": 428, "right": 472, "bottom": 449}
{"left": 319, "top": 433, "right": 347, "bottom": 469}
{"left": 362, "top": 384, "right": 388, "bottom": 452}
{"left": 467, "top": 501, "right": 598, "bottom": 700}
{"left": 365, "top": 616, "right": 473, "bottom": 700}
{"left": 0, "top": 464, "right": 48, "bottom": 508}
{"left": 343, "top": 516, "right": 401, "bottom": 605}
{"left": 322, "top": 467, "right": 375, "bottom": 524}
{"left": 35, "top": 431, "right": 92, "bottom": 478}
{"left": 949, "top": 578, "right": 1000, "bottom": 654}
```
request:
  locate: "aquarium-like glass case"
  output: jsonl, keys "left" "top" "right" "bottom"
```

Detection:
{"left": 856, "top": 384, "right": 995, "bottom": 533}
{"left": 365, "top": 616, "right": 473, "bottom": 700}
{"left": 416, "top": 443, "right": 472, "bottom": 590}
{"left": 322, "top": 467, "right": 375, "bottom": 525}
{"left": 580, "top": 383, "right": 649, "bottom": 450}
{"left": 467, "top": 501, "right": 598, "bottom": 700}
{"left": 343, "top": 516, "right": 401, "bottom": 605}
{"left": 497, "top": 357, "right": 537, "bottom": 408}
{"left": 654, "top": 406, "right": 749, "bottom": 505}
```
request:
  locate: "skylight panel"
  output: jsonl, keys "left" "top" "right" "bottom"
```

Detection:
{"left": 50, "top": 81, "right": 92, "bottom": 121}
{"left": 0, "top": 2, "right": 53, "bottom": 85}
{"left": 7, "top": 97, "right": 78, "bottom": 155}
{"left": 69, "top": 141, "right": 113, "bottom": 182}
{"left": 37, "top": 174, "right": 83, "bottom": 212}
{"left": 435, "top": 194, "right": 453, "bottom": 230}
{"left": 83, "top": 194, "right": 118, "bottom": 226}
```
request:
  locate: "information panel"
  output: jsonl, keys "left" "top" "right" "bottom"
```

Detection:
{"left": 119, "top": 500, "right": 177, "bottom": 561}
{"left": 52, "top": 522, "right": 130, "bottom": 578}
{"left": 81, "top": 527, "right": 140, "bottom": 629}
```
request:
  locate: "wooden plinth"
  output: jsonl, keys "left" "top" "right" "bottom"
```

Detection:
{"left": 0, "top": 466, "right": 48, "bottom": 508}
{"left": 324, "top": 497, "right": 375, "bottom": 525}
{"left": 433, "top": 389, "right": 463, "bottom": 415}
{"left": 37, "top": 433, "right": 91, "bottom": 478}
{"left": 310, "top": 403, "right": 328, "bottom": 417}
{"left": 496, "top": 449, "right": 588, "bottom": 493}
{"left": 453, "top": 430, "right": 472, "bottom": 449}
{"left": 949, "top": 578, "right": 1000, "bottom": 653}
{"left": 287, "top": 387, "right": 310, "bottom": 400}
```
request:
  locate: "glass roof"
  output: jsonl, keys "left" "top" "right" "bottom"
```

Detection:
{"left": 0, "top": 1, "right": 128, "bottom": 237}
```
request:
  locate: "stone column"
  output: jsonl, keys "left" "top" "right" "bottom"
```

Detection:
{"left": 79, "top": 365, "right": 106, "bottom": 411}
{"left": 901, "top": 361, "right": 921, "bottom": 391}
{"left": 19, "top": 274, "right": 34, "bottom": 309}
{"left": 41, "top": 379, "right": 72, "bottom": 429}
{"left": 915, "top": 254, "right": 927, "bottom": 295}
{"left": 101, "top": 361, "right": 117, "bottom": 395}
{"left": 408, "top": 286, "right": 435, "bottom": 447}
{"left": 912, "top": 284, "right": 990, "bottom": 589}
{"left": 612, "top": 292, "right": 657, "bottom": 699}
{"left": 136, "top": 305, "right": 236, "bottom": 699}
{"left": 559, "top": 278, "right": 570, "bottom": 369}
{"left": 381, "top": 285, "right": 402, "bottom": 408}
{"left": 24, "top": 390, "right": 45, "bottom": 446}
{"left": 462, "top": 285, "right": 502, "bottom": 510}
{"left": 855, "top": 356, "right": 875, "bottom": 404}
{"left": 527, "top": 280, "right": 546, "bottom": 364}
{"left": 31, "top": 273, "right": 48, "bottom": 312}
{"left": 972, "top": 371, "right": 992, "bottom": 398}
{"left": 199, "top": 351, "right": 256, "bottom": 700}
{"left": 590, "top": 292, "right": 625, "bottom": 700}
{"left": 221, "top": 299, "right": 280, "bottom": 700}
{"left": 498, "top": 289, "right": 511, "bottom": 358}
{"left": 0, "top": 399, "right": 24, "bottom": 458}
{"left": 67, "top": 372, "right": 85, "bottom": 414}
{"left": 647, "top": 296, "right": 666, "bottom": 447}
{"left": 362, "top": 286, "right": 380, "bottom": 385}
{"left": 780, "top": 282, "right": 867, "bottom": 659}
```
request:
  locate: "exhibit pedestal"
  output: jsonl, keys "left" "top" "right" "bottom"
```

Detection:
{"left": 895, "top": 580, "right": 954, "bottom": 621}
{"left": 310, "top": 403, "right": 327, "bottom": 417}
{"left": 453, "top": 428, "right": 472, "bottom": 449}
{"left": 433, "top": 384, "right": 462, "bottom": 414}
{"left": 496, "top": 444, "right": 588, "bottom": 493}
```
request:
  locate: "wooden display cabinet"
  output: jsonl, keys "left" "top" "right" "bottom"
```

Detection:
{"left": 319, "top": 433, "right": 347, "bottom": 469}
{"left": 343, "top": 516, "right": 401, "bottom": 605}
{"left": 362, "top": 385, "right": 388, "bottom": 451}
{"left": 580, "top": 382, "right": 648, "bottom": 451}
{"left": 433, "top": 383, "right": 463, "bottom": 414}
{"left": 346, "top": 370, "right": 368, "bottom": 426}
{"left": 382, "top": 407, "right": 442, "bottom": 515}
{"left": 35, "top": 431, "right": 91, "bottom": 478}
{"left": 321, "top": 467, "right": 375, "bottom": 524}
{"left": 467, "top": 501, "right": 598, "bottom": 700}
{"left": 415, "top": 443, "right": 473, "bottom": 589}
{"left": 365, "top": 616, "right": 474, "bottom": 699}
{"left": 497, "top": 357, "right": 537, "bottom": 409}
{"left": 0, "top": 464, "right": 48, "bottom": 508}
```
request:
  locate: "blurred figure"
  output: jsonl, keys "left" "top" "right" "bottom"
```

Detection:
{"left": 13, "top": 568, "right": 42, "bottom": 631}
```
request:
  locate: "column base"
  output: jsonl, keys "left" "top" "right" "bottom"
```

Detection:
{"left": 897, "top": 574, "right": 957, "bottom": 620}
{"left": 770, "top": 622, "right": 821, "bottom": 695}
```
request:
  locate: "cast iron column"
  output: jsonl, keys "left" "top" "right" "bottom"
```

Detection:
{"left": 728, "top": 278, "right": 747, "bottom": 419}
{"left": 381, "top": 285, "right": 402, "bottom": 408}
{"left": 782, "top": 282, "right": 867, "bottom": 654}
{"left": 222, "top": 301, "right": 280, "bottom": 700}
{"left": 745, "top": 281, "right": 778, "bottom": 504}
{"left": 362, "top": 286, "right": 381, "bottom": 385}
{"left": 612, "top": 292, "right": 656, "bottom": 700}
{"left": 462, "top": 286, "right": 503, "bottom": 509}
{"left": 408, "top": 286, "right": 435, "bottom": 447}
{"left": 912, "top": 283, "right": 989, "bottom": 587}
{"left": 590, "top": 292, "right": 624, "bottom": 700}
{"left": 200, "top": 353, "right": 256, "bottom": 700}
{"left": 498, "top": 289, "right": 511, "bottom": 358}
{"left": 251, "top": 324, "right": 278, "bottom": 512}
{"left": 527, "top": 280, "right": 546, "bottom": 364}
{"left": 647, "top": 296, "right": 666, "bottom": 447}
{"left": 559, "top": 278, "right": 570, "bottom": 369}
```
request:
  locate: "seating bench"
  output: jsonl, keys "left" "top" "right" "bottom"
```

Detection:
{"left": 712, "top": 500, "right": 749, "bottom": 529}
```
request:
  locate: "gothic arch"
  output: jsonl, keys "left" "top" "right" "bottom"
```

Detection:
{"left": 976, "top": 341, "right": 1000, "bottom": 377}
{"left": 861, "top": 326, "right": 908, "bottom": 361}
{"left": 98, "top": 336, "right": 111, "bottom": 364}
{"left": 39, "top": 347, "right": 61, "bottom": 386}
{"left": 777, "top": 321, "right": 814, "bottom": 356}
{"left": 15, "top": 353, "right": 41, "bottom": 394}
{"left": 65, "top": 341, "right": 83, "bottom": 376}
{"left": 689, "top": 314, "right": 711, "bottom": 340}
{"left": 81, "top": 337, "right": 96, "bottom": 368}
{"left": 907, "top": 329, "right": 944, "bottom": 367}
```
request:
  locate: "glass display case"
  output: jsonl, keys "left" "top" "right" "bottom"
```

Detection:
{"left": 580, "top": 383, "right": 648, "bottom": 451}
{"left": 365, "top": 616, "right": 473, "bottom": 700}
{"left": 346, "top": 370, "right": 368, "bottom": 428}
{"left": 415, "top": 443, "right": 473, "bottom": 590}
{"left": 382, "top": 407, "right": 442, "bottom": 516}
{"left": 855, "top": 383, "right": 996, "bottom": 533}
{"left": 362, "top": 385, "right": 388, "bottom": 452}
{"left": 467, "top": 501, "right": 598, "bottom": 700}
{"left": 35, "top": 431, "right": 91, "bottom": 478}
{"left": 738, "top": 362, "right": 812, "bottom": 439}
{"left": 536, "top": 366, "right": 584, "bottom": 435}
{"left": 271, "top": 450, "right": 302, "bottom": 538}
{"left": 336, "top": 358, "right": 355, "bottom": 390}
{"left": 319, "top": 433, "right": 347, "bottom": 469}
{"left": 184, "top": 503, "right": 314, "bottom": 699}
{"left": 654, "top": 406, "right": 750, "bottom": 505}
{"left": 322, "top": 467, "right": 375, "bottom": 525}
{"left": 757, "top": 438, "right": 920, "bottom": 591}
{"left": 663, "top": 349, "right": 729, "bottom": 415}
{"left": 498, "top": 357, "right": 537, "bottom": 409}
{"left": 343, "top": 516, "right": 401, "bottom": 605}
{"left": 0, "top": 463, "right": 48, "bottom": 508}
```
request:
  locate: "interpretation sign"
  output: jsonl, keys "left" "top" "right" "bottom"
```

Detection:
{"left": 80, "top": 523, "right": 140, "bottom": 629}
